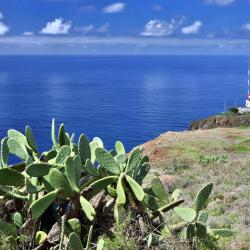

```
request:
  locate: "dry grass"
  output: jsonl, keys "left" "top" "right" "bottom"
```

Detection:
{"left": 142, "top": 127, "right": 250, "bottom": 249}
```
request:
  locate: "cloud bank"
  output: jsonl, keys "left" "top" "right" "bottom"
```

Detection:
{"left": 141, "top": 18, "right": 184, "bottom": 37}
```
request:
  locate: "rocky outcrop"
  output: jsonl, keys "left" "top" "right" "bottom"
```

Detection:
{"left": 189, "top": 114, "right": 250, "bottom": 131}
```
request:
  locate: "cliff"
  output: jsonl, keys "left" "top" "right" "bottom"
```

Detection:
{"left": 189, "top": 114, "right": 250, "bottom": 131}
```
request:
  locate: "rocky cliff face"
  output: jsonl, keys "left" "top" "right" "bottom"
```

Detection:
{"left": 189, "top": 114, "right": 250, "bottom": 131}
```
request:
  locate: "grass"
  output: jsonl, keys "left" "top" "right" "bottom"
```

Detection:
{"left": 141, "top": 127, "right": 250, "bottom": 249}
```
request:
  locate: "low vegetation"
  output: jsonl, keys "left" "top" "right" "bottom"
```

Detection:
{"left": 0, "top": 120, "right": 238, "bottom": 249}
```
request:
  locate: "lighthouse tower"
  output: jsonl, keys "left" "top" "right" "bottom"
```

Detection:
{"left": 246, "top": 66, "right": 250, "bottom": 108}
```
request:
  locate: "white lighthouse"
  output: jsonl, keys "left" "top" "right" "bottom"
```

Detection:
{"left": 246, "top": 67, "right": 250, "bottom": 108}
{"left": 238, "top": 65, "right": 250, "bottom": 113}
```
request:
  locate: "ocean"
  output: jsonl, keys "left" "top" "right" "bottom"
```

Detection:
{"left": 0, "top": 55, "right": 248, "bottom": 151}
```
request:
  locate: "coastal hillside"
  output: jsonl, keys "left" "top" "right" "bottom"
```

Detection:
{"left": 189, "top": 114, "right": 250, "bottom": 131}
{"left": 141, "top": 127, "right": 250, "bottom": 249}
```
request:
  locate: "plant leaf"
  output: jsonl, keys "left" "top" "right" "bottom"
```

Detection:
{"left": 174, "top": 207, "right": 196, "bottom": 222}
{"left": 79, "top": 196, "right": 95, "bottom": 221}
{"left": 68, "top": 232, "right": 84, "bottom": 250}
{"left": 30, "top": 190, "right": 57, "bottom": 219}
{"left": 26, "top": 163, "right": 52, "bottom": 177}
{"left": 125, "top": 175, "right": 144, "bottom": 202}
{"left": 115, "top": 141, "right": 125, "bottom": 155}
{"left": 88, "top": 176, "right": 118, "bottom": 197}
{"left": 194, "top": 183, "right": 213, "bottom": 213}
{"left": 95, "top": 148, "right": 120, "bottom": 175}
{"left": 0, "top": 167, "right": 25, "bottom": 187}
{"left": 116, "top": 174, "right": 126, "bottom": 205}
{"left": 25, "top": 125, "right": 38, "bottom": 152}
{"left": 7, "top": 138, "right": 29, "bottom": 161}
{"left": 78, "top": 134, "right": 91, "bottom": 164}
{"left": 55, "top": 145, "right": 71, "bottom": 164}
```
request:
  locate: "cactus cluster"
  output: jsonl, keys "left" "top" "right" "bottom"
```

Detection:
{"left": 0, "top": 120, "right": 234, "bottom": 249}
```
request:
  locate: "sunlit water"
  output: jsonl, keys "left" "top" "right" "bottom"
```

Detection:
{"left": 0, "top": 55, "right": 248, "bottom": 151}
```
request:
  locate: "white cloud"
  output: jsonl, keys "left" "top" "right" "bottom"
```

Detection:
{"left": 0, "top": 22, "right": 9, "bottom": 35}
{"left": 205, "top": 0, "right": 235, "bottom": 6}
{"left": 97, "top": 23, "right": 110, "bottom": 33}
{"left": 141, "top": 18, "right": 184, "bottom": 37}
{"left": 152, "top": 5, "right": 163, "bottom": 11}
{"left": 41, "top": 18, "right": 71, "bottom": 35}
{"left": 181, "top": 21, "right": 202, "bottom": 35}
{"left": 23, "top": 31, "right": 34, "bottom": 36}
{"left": 241, "top": 23, "right": 250, "bottom": 31}
{"left": 0, "top": 11, "right": 9, "bottom": 35}
{"left": 75, "top": 25, "right": 94, "bottom": 34}
{"left": 103, "top": 2, "right": 125, "bottom": 13}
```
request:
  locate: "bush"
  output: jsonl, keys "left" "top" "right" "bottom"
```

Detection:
{"left": 0, "top": 120, "right": 234, "bottom": 249}
{"left": 229, "top": 106, "right": 239, "bottom": 114}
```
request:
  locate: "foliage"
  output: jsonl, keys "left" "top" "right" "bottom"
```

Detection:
{"left": 0, "top": 120, "right": 234, "bottom": 249}
{"left": 199, "top": 154, "right": 227, "bottom": 165}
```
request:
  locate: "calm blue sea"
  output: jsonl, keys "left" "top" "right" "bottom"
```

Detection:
{"left": 0, "top": 55, "right": 248, "bottom": 151}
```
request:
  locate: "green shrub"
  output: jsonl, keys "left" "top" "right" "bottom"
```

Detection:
{"left": 0, "top": 120, "right": 234, "bottom": 249}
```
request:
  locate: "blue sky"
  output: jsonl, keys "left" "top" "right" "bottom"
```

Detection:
{"left": 0, "top": 0, "right": 250, "bottom": 54}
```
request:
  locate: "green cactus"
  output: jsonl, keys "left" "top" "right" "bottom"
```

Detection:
{"left": 0, "top": 167, "right": 25, "bottom": 187}
{"left": 30, "top": 190, "right": 58, "bottom": 219}
{"left": 1, "top": 137, "right": 9, "bottom": 167}
{"left": 150, "top": 177, "right": 169, "bottom": 204}
{"left": 195, "top": 222, "right": 207, "bottom": 238}
{"left": 25, "top": 125, "right": 38, "bottom": 153}
{"left": 35, "top": 231, "right": 47, "bottom": 245}
{"left": 194, "top": 182, "right": 213, "bottom": 213}
{"left": 115, "top": 141, "right": 125, "bottom": 155}
{"left": 48, "top": 168, "right": 73, "bottom": 196}
{"left": 58, "top": 123, "right": 66, "bottom": 146}
{"left": 95, "top": 148, "right": 120, "bottom": 175}
{"left": 78, "top": 134, "right": 91, "bottom": 164}
{"left": 7, "top": 138, "right": 29, "bottom": 161}
{"left": 68, "top": 232, "right": 84, "bottom": 250}
{"left": 65, "top": 157, "right": 80, "bottom": 193}
{"left": 55, "top": 145, "right": 71, "bottom": 164}
{"left": 186, "top": 223, "right": 195, "bottom": 240}
{"left": 51, "top": 118, "right": 59, "bottom": 149}
{"left": 116, "top": 174, "right": 126, "bottom": 205}
{"left": 85, "top": 225, "right": 93, "bottom": 250}
{"left": 197, "top": 211, "right": 208, "bottom": 223}
{"left": 8, "top": 129, "right": 28, "bottom": 146}
{"left": 59, "top": 216, "right": 66, "bottom": 250}
{"left": 26, "top": 162, "right": 52, "bottom": 177}
{"left": 97, "top": 239, "right": 105, "bottom": 250}
{"left": 125, "top": 175, "right": 144, "bottom": 202}
{"left": 25, "top": 177, "right": 43, "bottom": 194}
{"left": 0, "top": 185, "right": 28, "bottom": 199}
{"left": 12, "top": 212, "right": 23, "bottom": 228}
{"left": 126, "top": 148, "right": 142, "bottom": 173}
{"left": 79, "top": 196, "right": 96, "bottom": 221}
{"left": 66, "top": 218, "right": 81, "bottom": 235}
{"left": 85, "top": 159, "right": 99, "bottom": 177}
{"left": 88, "top": 176, "right": 118, "bottom": 197}
{"left": 174, "top": 207, "right": 197, "bottom": 222}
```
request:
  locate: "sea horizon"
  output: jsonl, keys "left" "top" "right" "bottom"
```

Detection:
{"left": 0, "top": 55, "right": 249, "bottom": 151}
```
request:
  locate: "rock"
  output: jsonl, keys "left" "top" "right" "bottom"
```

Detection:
{"left": 158, "top": 175, "right": 177, "bottom": 193}
{"left": 223, "top": 192, "right": 238, "bottom": 203}
{"left": 189, "top": 114, "right": 250, "bottom": 131}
